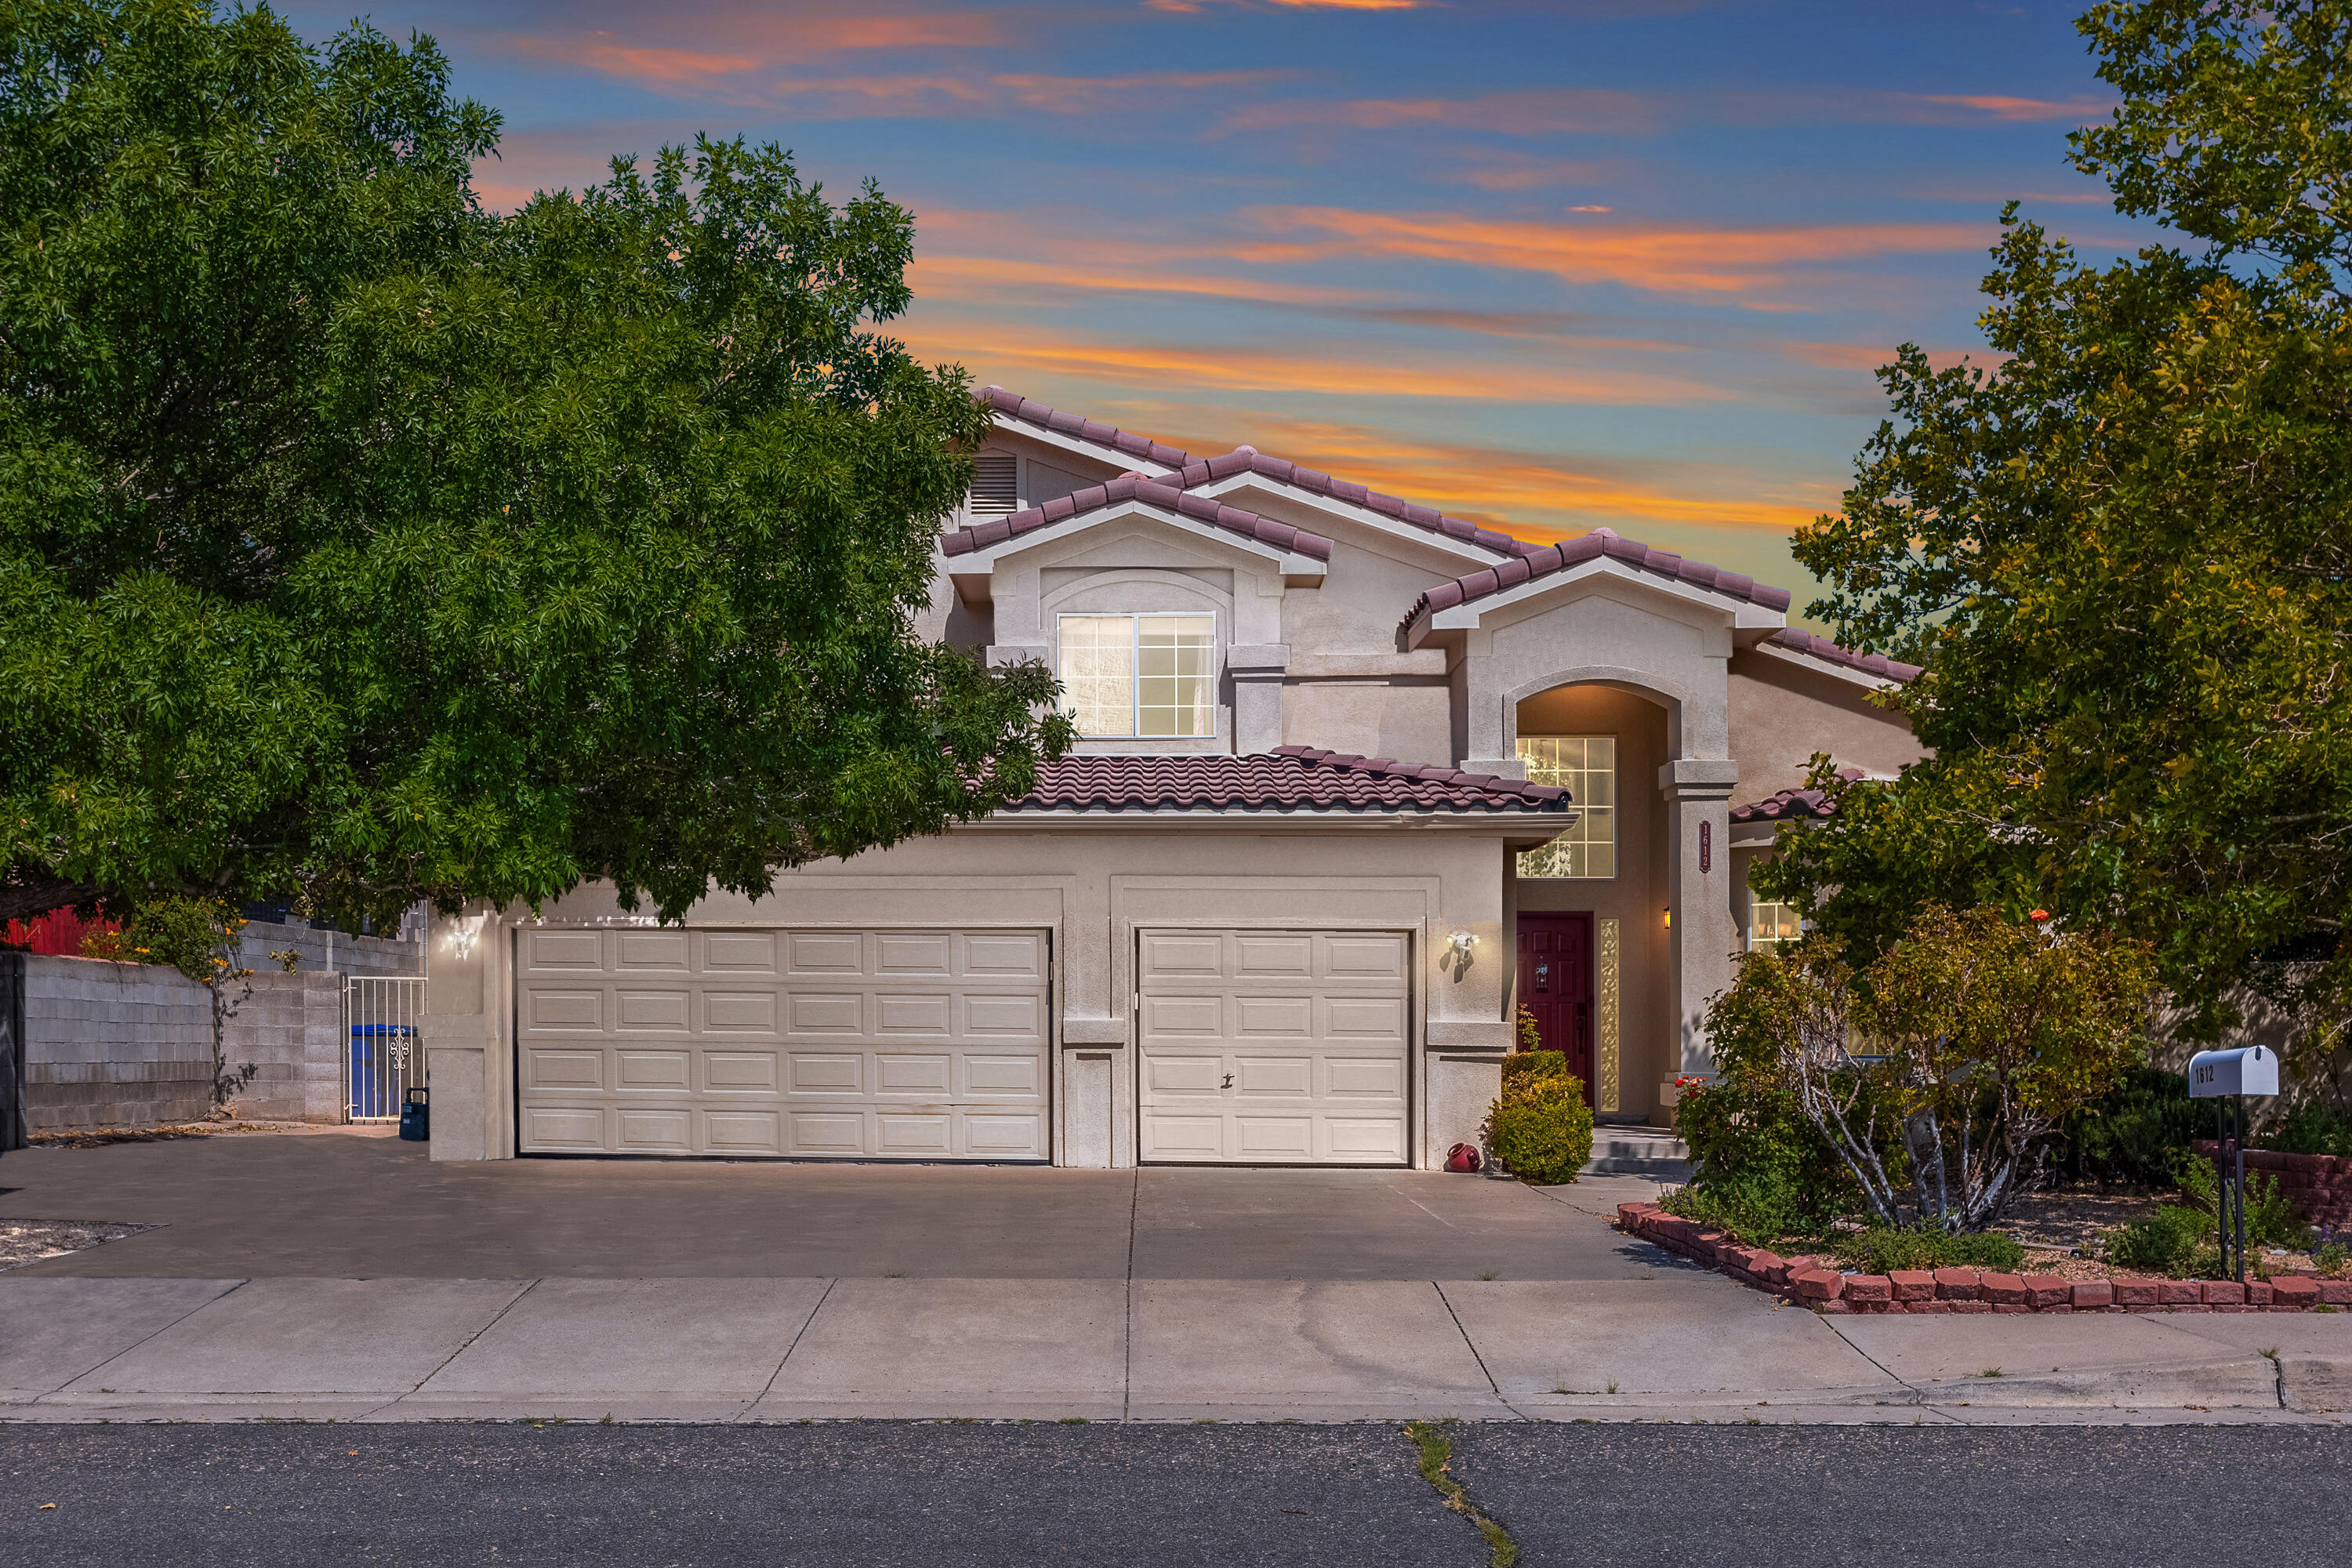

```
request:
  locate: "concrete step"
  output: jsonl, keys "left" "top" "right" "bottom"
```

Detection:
{"left": 1582, "top": 1127, "right": 1693, "bottom": 1180}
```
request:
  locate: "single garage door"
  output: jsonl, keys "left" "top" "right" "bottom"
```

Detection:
{"left": 1137, "top": 929, "right": 1412, "bottom": 1165}
{"left": 516, "top": 927, "right": 1050, "bottom": 1159}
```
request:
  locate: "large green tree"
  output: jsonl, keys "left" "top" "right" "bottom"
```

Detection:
{"left": 0, "top": 2, "right": 1068, "bottom": 932}
{"left": 1761, "top": 0, "right": 2352, "bottom": 1060}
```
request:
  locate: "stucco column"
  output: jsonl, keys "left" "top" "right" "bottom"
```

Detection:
{"left": 423, "top": 904, "right": 504, "bottom": 1161}
{"left": 1659, "top": 758, "right": 1739, "bottom": 1097}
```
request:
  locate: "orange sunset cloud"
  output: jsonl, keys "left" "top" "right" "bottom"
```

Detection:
{"left": 1247, "top": 208, "right": 1991, "bottom": 297}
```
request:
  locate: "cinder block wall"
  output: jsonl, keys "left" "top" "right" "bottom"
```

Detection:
{"left": 222, "top": 972, "right": 347, "bottom": 1122}
{"left": 23, "top": 955, "right": 215, "bottom": 1130}
{"left": 238, "top": 918, "right": 423, "bottom": 980}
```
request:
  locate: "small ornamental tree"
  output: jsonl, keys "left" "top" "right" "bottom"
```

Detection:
{"left": 1706, "top": 906, "right": 2158, "bottom": 1229}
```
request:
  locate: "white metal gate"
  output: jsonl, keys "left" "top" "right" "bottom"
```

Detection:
{"left": 345, "top": 975, "right": 426, "bottom": 1123}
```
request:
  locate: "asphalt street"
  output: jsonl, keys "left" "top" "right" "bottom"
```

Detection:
{"left": 1, "top": 1421, "right": 2345, "bottom": 1567}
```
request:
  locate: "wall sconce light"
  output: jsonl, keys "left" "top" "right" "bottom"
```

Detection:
{"left": 445, "top": 911, "right": 485, "bottom": 959}
{"left": 1662, "top": 907, "right": 1672, "bottom": 931}
{"left": 1446, "top": 931, "right": 1478, "bottom": 956}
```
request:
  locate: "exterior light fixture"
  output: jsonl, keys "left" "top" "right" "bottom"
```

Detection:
{"left": 1446, "top": 931, "right": 1477, "bottom": 956}
{"left": 1662, "top": 907, "right": 1672, "bottom": 930}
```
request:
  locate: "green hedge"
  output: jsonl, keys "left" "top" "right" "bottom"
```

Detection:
{"left": 1501, "top": 1051, "right": 1566, "bottom": 1085}
{"left": 1487, "top": 1068, "right": 1594, "bottom": 1185}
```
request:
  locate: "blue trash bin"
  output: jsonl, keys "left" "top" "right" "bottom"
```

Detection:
{"left": 348, "top": 1024, "right": 411, "bottom": 1119}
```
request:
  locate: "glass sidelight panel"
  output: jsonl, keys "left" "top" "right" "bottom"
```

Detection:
{"left": 1515, "top": 735, "right": 1617, "bottom": 878}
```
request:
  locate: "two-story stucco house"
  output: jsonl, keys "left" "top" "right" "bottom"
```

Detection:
{"left": 419, "top": 387, "right": 1923, "bottom": 1169}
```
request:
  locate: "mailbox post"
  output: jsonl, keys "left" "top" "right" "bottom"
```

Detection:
{"left": 2186, "top": 1045, "right": 2279, "bottom": 1283}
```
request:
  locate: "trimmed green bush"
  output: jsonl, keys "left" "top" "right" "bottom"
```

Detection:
{"left": 1486, "top": 1070, "right": 1594, "bottom": 1185}
{"left": 1501, "top": 1051, "right": 1566, "bottom": 1086}
{"left": 1658, "top": 1167, "right": 1816, "bottom": 1245}
{"left": 1831, "top": 1228, "right": 2026, "bottom": 1275}
{"left": 2107, "top": 1203, "right": 2209, "bottom": 1274}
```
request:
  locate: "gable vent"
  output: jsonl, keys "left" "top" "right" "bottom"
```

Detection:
{"left": 967, "top": 452, "right": 1018, "bottom": 514}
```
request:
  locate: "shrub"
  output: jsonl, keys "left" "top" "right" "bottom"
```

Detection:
{"left": 2107, "top": 1205, "right": 2208, "bottom": 1273}
{"left": 1501, "top": 1051, "right": 1566, "bottom": 1086}
{"left": 2173, "top": 1152, "right": 2306, "bottom": 1249}
{"left": 1515, "top": 1004, "right": 1543, "bottom": 1053}
{"left": 2315, "top": 1240, "right": 2350, "bottom": 1275}
{"left": 1704, "top": 907, "right": 2157, "bottom": 1230}
{"left": 1659, "top": 1166, "right": 1818, "bottom": 1246}
{"left": 2272, "top": 1100, "right": 2352, "bottom": 1159}
{"left": 1486, "top": 1070, "right": 1594, "bottom": 1185}
{"left": 1831, "top": 1227, "right": 2026, "bottom": 1274}
{"left": 2054, "top": 1065, "right": 2209, "bottom": 1185}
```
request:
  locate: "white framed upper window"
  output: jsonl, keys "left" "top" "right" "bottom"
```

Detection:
{"left": 1058, "top": 613, "right": 1217, "bottom": 738}
{"left": 1748, "top": 891, "right": 1803, "bottom": 949}
{"left": 1515, "top": 735, "right": 1616, "bottom": 878}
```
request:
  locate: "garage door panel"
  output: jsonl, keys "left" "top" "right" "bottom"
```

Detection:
{"left": 1142, "top": 934, "right": 1222, "bottom": 978}
{"left": 785, "top": 993, "right": 859, "bottom": 1033}
{"left": 705, "top": 991, "right": 779, "bottom": 1032}
{"left": 786, "top": 932, "right": 863, "bottom": 974}
{"left": 525, "top": 931, "right": 603, "bottom": 971}
{"left": 616, "top": 989, "right": 691, "bottom": 1030}
{"left": 1324, "top": 1120, "right": 1408, "bottom": 1161}
{"left": 964, "top": 1054, "right": 1041, "bottom": 1094}
{"left": 877, "top": 1053, "right": 951, "bottom": 1093}
{"left": 518, "top": 927, "right": 1048, "bottom": 1160}
{"left": 1325, "top": 935, "right": 1408, "bottom": 978}
{"left": 876, "top": 993, "right": 952, "bottom": 1034}
{"left": 615, "top": 931, "right": 689, "bottom": 971}
{"left": 876, "top": 1113, "right": 952, "bottom": 1154}
{"left": 1235, "top": 996, "right": 1314, "bottom": 1037}
{"left": 615, "top": 1051, "right": 691, "bottom": 1090}
{"left": 705, "top": 1112, "right": 781, "bottom": 1155}
{"left": 702, "top": 1051, "right": 778, "bottom": 1092}
{"left": 1235, "top": 935, "right": 1314, "bottom": 977}
{"left": 522, "top": 1106, "right": 604, "bottom": 1150}
{"left": 1140, "top": 928, "right": 1410, "bottom": 1167}
{"left": 705, "top": 931, "right": 780, "bottom": 972}
{"left": 1324, "top": 996, "right": 1406, "bottom": 1040}
{"left": 527, "top": 990, "right": 603, "bottom": 1030}
{"left": 789, "top": 1053, "right": 863, "bottom": 1093}
{"left": 877, "top": 933, "right": 953, "bottom": 975}
{"left": 1142, "top": 995, "right": 1221, "bottom": 1035}
{"left": 964, "top": 934, "right": 1045, "bottom": 977}
{"left": 1324, "top": 1055, "right": 1406, "bottom": 1098}
{"left": 789, "top": 1112, "right": 869, "bottom": 1153}
{"left": 966, "top": 1113, "right": 1046, "bottom": 1157}
{"left": 1141, "top": 1115, "right": 1224, "bottom": 1158}
{"left": 964, "top": 993, "right": 1043, "bottom": 1036}
{"left": 524, "top": 1049, "right": 603, "bottom": 1090}
{"left": 1234, "top": 1056, "right": 1313, "bottom": 1096}
{"left": 615, "top": 1109, "right": 692, "bottom": 1152}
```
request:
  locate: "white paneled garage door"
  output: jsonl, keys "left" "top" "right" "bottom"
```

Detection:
{"left": 515, "top": 927, "right": 1050, "bottom": 1160}
{"left": 1138, "top": 929, "right": 1412, "bottom": 1165}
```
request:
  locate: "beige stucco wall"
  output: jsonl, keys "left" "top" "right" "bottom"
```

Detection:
{"left": 1512, "top": 684, "right": 1675, "bottom": 1122}
{"left": 423, "top": 818, "right": 1532, "bottom": 1169}
{"left": 1727, "top": 648, "right": 1925, "bottom": 795}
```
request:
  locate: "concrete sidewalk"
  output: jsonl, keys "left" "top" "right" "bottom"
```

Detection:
{"left": 3, "top": 1272, "right": 2345, "bottom": 1426}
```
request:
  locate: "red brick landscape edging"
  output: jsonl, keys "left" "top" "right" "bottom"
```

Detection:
{"left": 2191, "top": 1142, "right": 2352, "bottom": 1230}
{"left": 1615, "top": 1203, "right": 2352, "bottom": 1316}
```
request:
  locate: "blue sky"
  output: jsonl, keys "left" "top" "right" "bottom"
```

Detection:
{"left": 278, "top": 0, "right": 2147, "bottom": 621}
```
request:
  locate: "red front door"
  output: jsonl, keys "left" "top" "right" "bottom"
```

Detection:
{"left": 1516, "top": 913, "right": 1595, "bottom": 1102}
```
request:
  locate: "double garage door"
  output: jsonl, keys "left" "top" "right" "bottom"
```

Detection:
{"left": 515, "top": 924, "right": 1412, "bottom": 1165}
{"left": 517, "top": 927, "right": 1051, "bottom": 1159}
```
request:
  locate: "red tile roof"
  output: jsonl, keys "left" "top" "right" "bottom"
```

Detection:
{"left": 1402, "top": 527, "right": 1792, "bottom": 631}
{"left": 942, "top": 474, "right": 1335, "bottom": 561}
{"left": 1761, "top": 629, "right": 1922, "bottom": 684}
{"left": 980, "top": 386, "right": 1191, "bottom": 469}
{"left": 1005, "top": 746, "right": 1573, "bottom": 814}
{"left": 1730, "top": 768, "right": 1867, "bottom": 824}
{"left": 1166, "top": 448, "right": 1530, "bottom": 558}
{"left": 978, "top": 387, "right": 1523, "bottom": 557}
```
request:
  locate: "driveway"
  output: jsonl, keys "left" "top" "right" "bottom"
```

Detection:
{"left": 0, "top": 1129, "right": 1665, "bottom": 1280}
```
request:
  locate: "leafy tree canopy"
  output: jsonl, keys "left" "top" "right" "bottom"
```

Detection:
{"left": 0, "top": 1, "right": 1069, "bottom": 931}
{"left": 1761, "top": 0, "right": 2352, "bottom": 1055}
